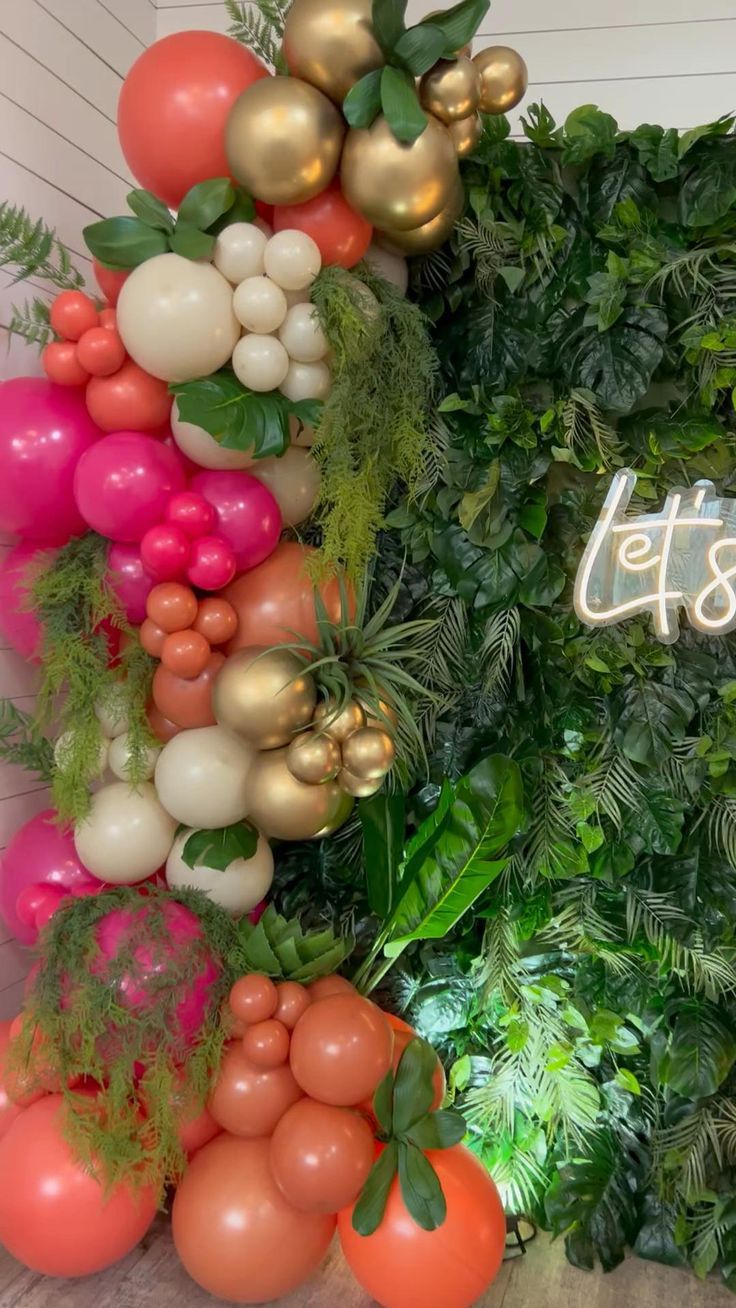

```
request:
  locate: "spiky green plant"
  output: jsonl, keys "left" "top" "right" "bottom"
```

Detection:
{"left": 225, "top": 0, "right": 291, "bottom": 71}
{"left": 0, "top": 202, "right": 83, "bottom": 289}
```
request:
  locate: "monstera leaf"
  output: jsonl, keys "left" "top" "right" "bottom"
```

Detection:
{"left": 566, "top": 305, "right": 668, "bottom": 413}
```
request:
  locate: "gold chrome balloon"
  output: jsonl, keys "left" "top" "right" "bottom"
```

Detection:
{"left": 341, "top": 114, "right": 459, "bottom": 231}
{"left": 473, "top": 46, "right": 528, "bottom": 115}
{"left": 449, "top": 111, "right": 483, "bottom": 158}
{"left": 338, "top": 767, "right": 384, "bottom": 798}
{"left": 213, "top": 647, "right": 316, "bottom": 750}
{"left": 356, "top": 693, "right": 398, "bottom": 733}
{"left": 377, "top": 177, "right": 464, "bottom": 255}
{"left": 225, "top": 76, "right": 345, "bottom": 205}
{"left": 247, "top": 747, "right": 350, "bottom": 840}
{"left": 312, "top": 788, "right": 355, "bottom": 837}
{"left": 286, "top": 730, "right": 342, "bottom": 784}
{"left": 313, "top": 697, "right": 366, "bottom": 742}
{"left": 282, "top": 0, "right": 384, "bottom": 104}
{"left": 419, "top": 57, "right": 481, "bottom": 124}
{"left": 341, "top": 726, "right": 395, "bottom": 780}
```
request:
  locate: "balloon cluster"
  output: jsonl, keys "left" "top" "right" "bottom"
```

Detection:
{"left": 142, "top": 583, "right": 237, "bottom": 733}
{"left": 289, "top": 693, "right": 397, "bottom": 798}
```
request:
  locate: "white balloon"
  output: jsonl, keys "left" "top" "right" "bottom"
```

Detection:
{"left": 74, "top": 781, "right": 176, "bottom": 884}
{"left": 214, "top": 222, "right": 268, "bottom": 284}
{"left": 154, "top": 725, "right": 254, "bottom": 829}
{"left": 233, "top": 276, "right": 288, "bottom": 334}
{"left": 165, "top": 826, "right": 274, "bottom": 916}
{"left": 232, "top": 334, "right": 290, "bottom": 392}
{"left": 278, "top": 302, "right": 328, "bottom": 363}
{"left": 54, "top": 730, "right": 108, "bottom": 776}
{"left": 251, "top": 446, "right": 321, "bottom": 527}
{"left": 95, "top": 686, "right": 129, "bottom": 738}
{"left": 117, "top": 253, "right": 240, "bottom": 383}
{"left": 264, "top": 230, "right": 321, "bottom": 291}
{"left": 280, "top": 359, "right": 331, "bottom": 402}
{"left": 107, "top": 732, "right": 161, "bottom": 781}
{"left": 171, "top": 398, "right": 254, "bottom": 470}
{"left": 364, "top": 242, "right": 409, "bottom": 293}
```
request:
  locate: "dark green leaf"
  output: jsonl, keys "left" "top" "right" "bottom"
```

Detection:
{"left": 82, "top": 216, "right": 169, "bottom": 268}
{"left": 678, "top": 113, "right": 735, "bottom": 158}
{"left": 126, "top": 189, "right": 174, "bottom": 232}
{"left": 170, "top": 372, "right": 308, "bottom": 460}
{"left": 170, "top": 221, "right": 216, "bottom": 261}
{"left": 613, "top": 682, "right": 694, "bottom": 767}
{"left": 568, "top": 305, "right": 668, "bottom": 413}
{"left": 209, "top": 186, "right": 256, "bottom": 233}
{"left": 393, "top": 1038, "right": 439, "bottom": 1132}
{"left": 371, "top": 0, "right": 407, "bottom": 56}
{"left": 397, "top": 1140, "right": 446, "bottom": 1231}
{"left": 633, "top": 1196, "right": 687, "bottom": 1266}
{"left": 360, "top": 791, "right": 406, "bottom": 918}
{"left": 629, "top": 124, "right": 679, "bottom": 182}
{"left": 380, "top": 66, "right": 428, "bottom": 143}
{"left": 678, "top": 153, "right": 736, "bottom": 227}
{"left": 181, "top": 821, "right": 258, "bottom": 872}
{"left": 178, "top": 178, "right": 235, "bottom": 231}
{"left": 406, "top": 1109, "right": 466, "bottom": 1150}
{"left": 352, "top": 1142, "right": 399, "bottom": 1235}
{"left": 661, "top": 1000, "right": 736, "bottom": 1099}
{"left": 373, "top": 1069, "right": 394, "bottom": 1135}
{"left": 343, "top": 69, "right": 383, "bottom": 130}
{"left": 562, "top": 105, "right": 618, "bottom": 165}
{"left": 545, "top": 1131, "right": 642, "bottom": 1273}
{"left": 421, "top": 0, "right": 490, "bottom": 54}
{"left": 393, "top": 25, "right": 446, "bottom": 77}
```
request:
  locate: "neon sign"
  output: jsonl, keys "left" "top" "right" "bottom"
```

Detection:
{"left": 574, "top": 469, "right": 736, "bottom": 643}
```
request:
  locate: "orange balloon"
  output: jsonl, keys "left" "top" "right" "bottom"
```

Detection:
{"left": 339, "top": 1144, "right": 506, "bottom": 1308}
{"left": 208, "top": 1043, "right": 302, "bottom": 1137}
{"left": 384, "top": 1012, "right": 415, "bottom": 1036}
{"left": 146, "top": 582, "right": 198, "bottom": 632}
{"left": 192, "top": 597, "right": 238, "bottom": 646}
{"left": 86, "top": 359, "right": 172, "bottom": 433}
{"left": 173, "top": 1134, "right": 335, "bottom": 1302}
{"left": 274, "top": 981, "right": 312, "bottom": 1030}
{"left": 0, "top": 1023, "right": 27, "bottom": 1139}
{"left": 309, "top": 974, "right": 356, "bottom": 1002}
{"left": 270, "top": 1098, "right": 374, "bottom": 1214}
{"left": 140, "top": 617, "right": 167, "bottom": 657}
{"left": 290, "top": 994, "right": 392, "bottom": 1107}
{"left": 0, "top": 1095, "right": 157, "bottom": 1277}
{"left": 146, "top": 701, "right": 182, "bottom": 742}
{"left": 160, "top": 629, "right": 211, "bottom": 679}
{"left": 224, "top": 541, "right": 350, "bottom": 652}
{"left": 152, "top": 651, "right": 224, "bottom": 728}
{"left": 242, "top": 1019, "right": 290, "bottom": 1068}
{"left": 229, "top": 974, "right": 278, "bottom": 1024}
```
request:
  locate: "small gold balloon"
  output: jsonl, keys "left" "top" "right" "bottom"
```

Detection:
{"left": 342, "top": 726, "right": 395, "bottom": 780}
{"left": 449, "top": 111, "right": 482, "bottom": 158}
{"left": 247, "top": 747, "right": 350, "bottom": 840}
{"left": 313, "top": 788, "right": 355, "bottom": 837}
{"left": 356, "top": 694, "right": 398, "bottom": 733}
{"left": 225, "top": 76, "right": 345, "bottom": 205}
{"left": 338, "top": 767, "right": 384, "bottom": 798}
{"left": 341, "top": 114, "right": 459, "bottom": 231}
{"left": 473, "top": 45, "right": 528, "bottom": 115}
{"left": 313, "top": 697, "right": 366, "bottom": 742}
{"left": 282, "top": 0, "right": 384, "bottom": 104}
{"left": 377, "top": 176, "right": 464, "bottom": 255}
{"left": 213, "top": 647, "right": 316, "bottom": 750}
{"left": 286, "top": 731, "right": 342, "bottom": 784}
{"left": 419, "top": 57, "right": 481, "bottom": 124}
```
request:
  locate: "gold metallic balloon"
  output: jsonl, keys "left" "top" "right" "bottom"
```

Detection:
{"left": 312, "top": 788, "right": 355, "bottom": 838}
{"left": 282, "top": 0, "right": 384, "bottom": 104}
{"left": 449, "top": 111, "right": 483, "bottom": 158}
{"left": 213, "top": 647, "right": 316, "bottom": 750}
{"left": 247, "top": 747, "right": 350, "bottom": 840}
{"left": 419, "top": 57, "right": 481, "bottom": 124}
{"left": 377, "top": 176, "right": 464, "bottom": 255}
{"left": 225, "top": 76, "right": 345, "bottom": 206}
{"left": 341, "top": 726, "right": 395, "bottom": 780}
{"left": 286, "top": 730, "right": 342, "bottom": 784}
{"left": 473, "top": 45, "right": 528, "bottom": 115}
{"left": 338, "top": 767, "right": 384, "bottom": 798}
{"left": 313, "top": 697, "right": 366, "bottom": 742}
{"left": 341, "top": 114, "right": 459, "bottom": 231}
{"left": 356, "top": 693, "right": 398, "bottom": 733}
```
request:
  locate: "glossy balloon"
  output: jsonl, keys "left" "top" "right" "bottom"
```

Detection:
{"left": 140, "top": 617, "right": 168, "bottom": 655}
{"left": 160, "top": 629, "right": 211, "bottom": 679}
{"left": 73, "top": 782, "right": 177, "bottom": 884}
{"left": 140, "top": 522, "right": 191, "bottom": 580}
{"left": 274, "top": 184, "right": 372, "bottom": 268}
{"left": 341, "top": 115, "right": 458, "bottom": 231}
{"left": 309, "top": 975, "right": 356, "bottom": 1002}
{"left": 154, "top": 724, "right": 254, "bottom": 827}
{"left": 146, "top": 581, "right": 198, "bottom": 632}
{"left": 245, "top": 747, "right": 350, "bottom": 841}
{"left": 275, "top": 981, "right": 312, "bottom": 1029}
{"left": 42, "top": 340, "right": 89, "bottom": 387}
{"left": 0, "top": 810, "right": 100, "bottom": 946}
{"left": 166, "top": 826, "right": 274, "bottom": 914}
{"left": 152, "top": 652, "right": 225, "bottom": 729}
{"left": 208, "top": 1043, "right": 302, "bottom": 1137}
{"left": 172, "top": 1134, "right": 334, "bottom": 1301}
{"left": 186, "top": 536, "right": 238, "bottom": 591}
{"left": 242, "top": 1019, "right": 290, "bottom": 1068}
{"left": 93, "top": 259, "right": 129, "bottom": 306}
{"left": 73, "top": 432, "right": 185, "bottom": 542}
{"left": 223, "top": 541, "right": 348, "bottom": 650}
{"left": 107, "top": 541, "right": 155, "bottom": 624}
{"left": 377, "top": 177, "right": 464, "bottom": 255}
{"left": 189, "top": 470, "right": 282, "bottom": 572}
{"left": 286, "top": 730, "right": 341, "bottom": 784}
{"left": 473, "top": 45, "right": 528, "bottom": 114}
{"left": 76, "top": 325, "right": 126, "bottom": 377}
{"left": 213, "top": 646, "right": 317, "bottom": 750}
{"left": 271, "top": 1099, "right": 374, "bottom": 1214}
{"left": 419, "top": 56, "right": 481, "bottom": 122}
{"left": 0, "top": 543, "right": 51, "bottom": 659}
{"left": 225, "top": 76, "right": 345, "bottom": 206}
{"left": 251, "top": 446, "right": 321, "bottom": 528}
{"left": 230, "top": 974, "right": 278, "bottom": 1024}
{"left": 283, "top": 0, "right": 384, "bottom": 103}
{"left": 0, "top": 1025, "right": 25, "bottom": 1141}
{"left": 166, "top": 491, "right": 217, "bottom": 538}
{"left": 449, "top": 112, "right": 483, "bottom": 158}
{"left": 192, "top": 597, "right": 238, "bottom": 645}
{"left": 290, "top": 993, "right": 393, "bottom": 1105}
{"left": 214, "top": 222, "right": 268, "bottom": 284}
{"left": 171, "top": 398, "right": 254, "bottom": 470}
{"left": 85, "top": 359, "right": 172, "bottom": 433}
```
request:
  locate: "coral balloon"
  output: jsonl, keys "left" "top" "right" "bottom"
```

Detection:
{"left": 275, "top": 981, "right": 312, "bottom": 1030}
{"left": 251, "top": 445, "right": 321, "bottom": 527}
{"left": 106, "top": 541, "right": 155, "bottom": 624}
{"left": 192, "top": 597, "right": 238, "bottom": 645}
{"left": 93, "top": 258, "right": 129, "bottom": 306}
{"left": 42, "top": 340, "right": 89, "bottom": 386}
{"left": 0, "top": 1095, "right": 157, "bottom": 1277}
{"left": 73, "top": 432, "right": 185, "bottom": 542}
{"left": 0, "top": 1025, "right": 25, "bottom": 1141}
{"left": 73, "top": 782, "right": 177, "bottom": 884}
{"left": 49, "top": 290, "right": 98, "bottom": 342}
{"left": 160, "top": 629, "right": 211, "bottom": 679}
{"left": 76, "top": 326, "right": 126, "bottom": 377}
{"left": 271, "top": 1098, "right": 374, "bottom": 1215}
{"left": 224, "top": 541, "right": 348, "bottom": 650}
{"left": 274, "top": 184, "right": 372, "bottom": 268}
{"left": 0, "top": 542, "right": 53, "bottom": 659}
{"left": 152, "top": 652, "right": 225, "bottom": 729}
{"left": 172, "top": 1135, "right": 334, "bottom": 1301}
{"left": 309, "top": 974, "right": 356, "bottom": 1001}
{"left": 85, "top": 359, "right": 172, "bottom": 433}
{"left": 118, "top": 30, "right": 267, "bottom": 207}
{"left": 339, "top": 1144, "right": 507, "bottom": 1308}
{"left": 230, "top": 973, "right": 278, "bottom": 1024}
{"left": 290, "top": 993, "right": 392, "bottom": 1106}
{"left": 208, "top": 1043, "right": 302, "bottom": 1137}
{"left": 0, "top": 379, "right": 100, "bottom": 543}
{"left": 242, "top": 1019, "right": 290, "bottom": 1068}
{"left": 146, "top": 581, "right": 198, "bottom": 632}
{"left": 0, "top": 810, "right": 100, "bottom": 946}
{"left": 189, "top": 470, "right": 282, "bottom": 572}
{"left": 146, "top": 702, "right": 182, "bottom": 743}
{"left": 186, "top": 535, "right": 237, "bottom": 591}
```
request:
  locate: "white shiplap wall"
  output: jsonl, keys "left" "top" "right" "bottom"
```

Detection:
{"left": 0, "top": 0, "right": 155, "bottom": 1018}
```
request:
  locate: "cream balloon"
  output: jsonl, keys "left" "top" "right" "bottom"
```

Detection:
{"left": 364, "top": 242, "right": 409, "bottom": 293}
{"left": 165, "top": 826, "right": 274, "bottom": 915}
{"left": 264, "top": 231, "right": 322, "bottom": 291}
{"left": 251, "top": 446, "right": 321, "bottom": 527}
{"left": 154, "top": 726, "right": 255, "bottom": 829}
{"left": 233, "top": 276, "right": 288, "bottom": 333}
{"left": 278, "top": 303, "right": 328, "bottom": 363}
{"left": 95, "top": 687, "right": 129, "bottom": 738}
{"left": 117, "top": 254, "right": 240, "bottom": 383}
{"left": 171, "top": 399, "right": 254, "bottom": 470}
{"left": 74, "top": 781, "right": 176, "bottom": 884}
{"left": 54, "top": 730, "right": 108, "bottom": 777}
{"left": 280, "top": 360, "right": 330, "bottom": 402}
{"left": 107, "top": 732, "right": 161, "bottom": 782}
{"left": 290, "top": 414, "right": 315, "bottom": 447}
{"left": 214, "top": 222, "right": 268, "bottom": 284}
{"left": 232, "top": 334, "right": 290, "bottom": 392}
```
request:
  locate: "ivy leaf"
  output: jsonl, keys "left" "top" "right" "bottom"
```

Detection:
{"left": 83, "top": 216, "right": 169, "bottom": 268}
{"left": 126, "top": 189, "right": 174, "bottom": 232}
{"left": 343, "top": 69, "right": 383, "bottom": 130}
{"left": 181, "top": 821, "right": 258, "bottom": 872}
{"left": 380, "top": 67, "right": 428, "bottom": 144}
{"left": 170, "top": 221, "right": 216, "bottom": 261}
{"left": 562, "top": 105, "right": 618, "bottom": 165}
{"left": 393, "top": 1038, "right": 438, "bottom": 1133}
{"left": 371, "top": 0, "right": 407, "bottom": 56}
{"left": 178, "top": 178, "right": 235, "bottom": 231}
{"left": 359, "top": 791, "right": 406, "bottom": 919}
{"left": 421, "top": 0, "right": 490, "bottom": 55}
{"left": 397, "top": 1140, "right": 446, "bottom": 1231}
{"left": 406, "top": 1109, "right": 466, "bottom": 1150}
{"left": 392, "top": 25, "right": 446, "bottom": 78}
{"left": 352, "top": 1141, "right": 399, "bottom": 1235}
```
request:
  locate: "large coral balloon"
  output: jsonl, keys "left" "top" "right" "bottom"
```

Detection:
{"left": 208, "top": 1042, "right": 303, "bottom": 1137}
{"left": 223, "top": 540, "right": 348, "bottom": 650}
{"left": 0, "top": 810, "right": 101, "bottom": 946}
{"left": 290, "top": 993, "right": 393, "bottom": 1105}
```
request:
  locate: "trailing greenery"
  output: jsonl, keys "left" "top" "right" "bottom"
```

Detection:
{"left": 0, "top": 202, "right": 84, "bottom": 347}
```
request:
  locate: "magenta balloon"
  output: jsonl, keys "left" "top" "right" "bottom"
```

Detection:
{"left": 189, "top": 471, "right": 282, "bottom": 571}
{"left": 0, "top": 379, "right": 100, "bottom": 543}
{"left": 73, "top": 432, "right": 186, "bottom": 542}
{"left": 0, "top": 811, "right": 101, "bottom": 945}
{"left": 106, "top": 541, "right": 156, "bottom": 624}
{"left": 0, "top": 543, "right": 56, "bottom": 660}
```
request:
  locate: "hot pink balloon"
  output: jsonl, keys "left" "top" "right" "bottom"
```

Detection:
{"left": 186, "top": 535, "right": 237, "bottom": 590}
{"left": 140, "top": 523, "right": 191, "bottom": 580}
{"left": 0, "top": 543, "right": 56, "bottom": 660}
{"left": 106, "top": 541, "right": 156, "bottom": 624}
{"left": 189, "top": 471, "right": 282, "bottom": 571}
{"left": 0, "top": 379, "right": 100, "bottom": 543}
{"left": 73, "top": 432, "right": 185, "bottom": 542}
{"left": 0, "top": 811, "right": 102, "bottom": 945}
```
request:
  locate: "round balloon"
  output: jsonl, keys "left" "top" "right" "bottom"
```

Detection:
{"left": 118, "top": 31, "right": 267, "bottom": 207}
{"left": 152, "top": 651, "right": 225, "bottom": 729}
{"left": 171, "top": 398, "right": 254, "bottom": 470}
{"left": 274, "top": 184, "right": 372, "bottom": 268}
{"left": 73, "top": 782, "right": 177, "bottom": 883}
{"left": 73, "top": 432, "right": 185, "bottom": 542}
{"left": 251, "top": 446, "right": 321, "bottom": 527}
{"left": 270, "top": 1098, "right": 374, "bottom": 1213}
{"left": 172, "top": 1134, "right": 334, "bottom": 1302}
{"left": 208, "top": 1043, "right": 302, "bottom": 1137}
{"left": 309, "top": 974, "right": 356, "bottom": 1002}
{"left": 364, "top": 242, "right": 408, "bottom": 293}
{"left": 0, "top": 379, "right": 100, "bottom": 543}
{"left": 339, "top": 1144, "right": 507, "bottom": 1308}
{"left": 0, "top": 1024, "right": 25, "bottom": 1142}
{"left": 107, "top": 732, "right": 160, "bottom": 782}
{"left": 0, "top": 542, "right": 54, "bottom": 659}
{"left": 154, "top": 725, "right": 254, "bottom": 828}
{"left": 85, "top": 359, "right": 172, "bottom": 433}
{"left": 225, "top": 76, "right": 344, "bottom": 207}
{"left": 165, "top": 825, "right": 274, "bottom": 915}
{"left": 290, "top": 993, "right": 392, "bottom": 1106}
{"left": 223, "top": 540, "right": 348, "bottom": 650}
{"left": 213, "top": 646, "right": 317, "bottom": 750}
{"left": 0, "top": 1095, "right": 157, "bottom": 1277}
{"left": 245, "top": 746, "right": 351, "bottom": 841}
{"left": 189, "top": 470, "right": 282, "bottom": 572}
{"left": 93, "top": 259, "right": 129, "bottom": 306}
{"left": 106, "top": 541, "right": 155, "bottom": 624}
{"left": 0, "top": 810, "right": 100, "bottom": 945}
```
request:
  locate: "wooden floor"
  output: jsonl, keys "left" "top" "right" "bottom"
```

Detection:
{"left": 0, "top": 1222, "right": 732, "bottom": 1308}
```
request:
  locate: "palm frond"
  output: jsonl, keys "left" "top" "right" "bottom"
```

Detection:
{"left": 586, "top": 745, "right": 643, "bottom": 830}
{"left": 560, "top": 388, "right": 622, "bottom": 472}
{"left": 453, "top": 216, "right": 519, "bottom": 294}
{"left": 0, "top": 203, "right": 83, "bottom": 289}
{"left": 477, "top": 903, "right": 521, "bottom": 1006}
{"left": 415, "top": 410, "right": 450, "bottom": 498}
{"left": 625, "top": 887, "right": 736, "bottom": 998}
{"left": 705, "top": 794, "right": 736, "bottom": 868}
{"left": 520, "top": 761, "right": 574, "bottom": 882}
{"left": 225, "top": 0, "right": 290, "bottom": 71}
{"left": 479, "top": 607, "right": 520, "bottom": 699}
{"left": 7, "top": 296, "right": 53, "bottom": 348}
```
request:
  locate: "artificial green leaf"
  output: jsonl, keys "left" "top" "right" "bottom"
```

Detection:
{"left": 238, "top": 904, "right": 351, "bottom": 980}
{"left": 398, "top": 1140, "right": 446, "bottom": 1231}
{"left": 421, "top": 0, "right": 490, "bottom": 54}
{"left": 82, "top": 216, "right": 169, "bottom": 268}
{"left": 170, "top": 221, "right": 216, "bottom": 261}
{"left": 458, "top": 462, "right": 500, "bottom": 531}
{"left": 181, "top": 821, "right": 258, "bottom": 872}
{"left": 209, "top": 186, "right": 256, "bottom": 233}
{"left": 545, "top": 1131, "right": 642, "bottom": 1273}
{"left": 371, "top": 0, "right": 407, "bottom": 56}
{"left": 636, "top": 787, "right": 685, "bottom": 855}
{"left": 407, "top": 1109, "right": 466, "bottom": 1149}
{"left": 629, "top": 124, "right": 679, "bottom": 181}
{"left": 678, "top": 154, "right": 736, "bottom": 227}
{"left": 393, "top": 25, "right": 446, "bottom": 77}
{"left": 661, "top": 1000, "right": 736, "bottom": 1099}
{"left": 380, "top": 66, "right": 428, "bottom": 144}
{"left": 360, "top": 791, "right": 406, "bottom": 919}
{"left": 678, "top": 113, "right": 735, "bottom": 158}
{"left": 568, "top": 305, "right": 668, "bottom": 413}
{"left": 373, "top": 1069, "right": 394, "bottom": 1135}
{"left": 393, "top": 1038, "right": 438, "bottom": 1133}
{"left": 614, "top": 682, "right": 694, "bottom": 767}
{"left": 352, "top": 1142, "right": 399, "bottom": 1235}
{"left": 126, "top": 189, "right": 174, "bottom": 232}
{"left": 613, "top": 1068, "right": 641, "bottom": 1096}
{"left": 562, "top": 105, "right": 618, "bottom": 165}
{"left": 343, "top": 69, "right": 383, "bottom": 129}
{"left": 633, "top": 1196, "right": 688, "bottom": 1267}
{"left": 170, "top": 372, "right": 317, "bottom": 460}
{"left": 178, "top": 178, "right": 235, "bottom": 231}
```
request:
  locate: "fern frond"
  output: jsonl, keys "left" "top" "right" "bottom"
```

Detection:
{"left": 7, "top": 296, "right": 53, "bottom": 348}
{"left": 625, "top": 888, "right": 736, "bottom": 998}
{"left": 520, "top": 761, "right": 574, "bottom": 881}
{"left": 479, "top": 607, "right": 520, "bottom": 699}
{"left": 454, "top": 216, "right": 519, "bottom": 294}
{"left": 415, "top": 410, "right": 449, "bottom": 498}
{"left": 561, "top": 388, "right": 622, "bottom": 472}
{"left": 705, "top": 794, "right": 736, "bottom": 868}
{"left": 478, "top": 904, "right": 521, "bottom": 1006}
{"left": 0, "top": 203, "right": 83, "bottom": 290}
{"left": 0, "top": 699, "right": 54, "bottom": 782}
{"left": 225, "top": 0, "right": 290, "bottom": 71}
{"left": 586, "top": 745, "right": 643, "bottom": 830}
